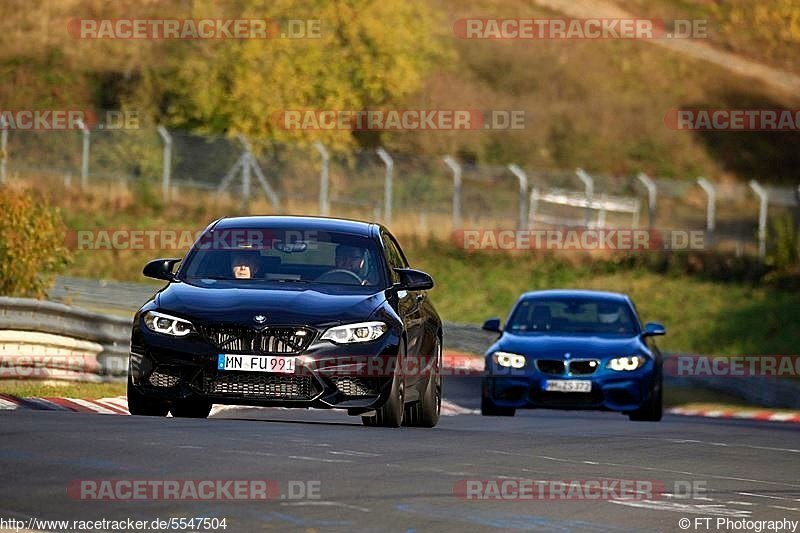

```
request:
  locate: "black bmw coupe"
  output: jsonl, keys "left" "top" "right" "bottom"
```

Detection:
{"left": 128, "top": 216, "right": 442, "bottom": 427}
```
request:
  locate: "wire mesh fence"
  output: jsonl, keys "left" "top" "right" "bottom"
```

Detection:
{"left": 2, "top": 119, "right": 799, "bottom": 258}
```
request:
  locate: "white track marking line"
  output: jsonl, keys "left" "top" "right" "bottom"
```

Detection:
{"left": 630, "top": 436, "right": 800, "bottom": 455}
{"left": 328, "top": 450, "right": 381, "bottom": 457}
{"left": 288, "top": 455, "right": 353, "bottom": 463}
{"left": 489, "top": 451, "right": 800, "bottom": 489}
{"left": 736, "top": 492, "right": 800, "bottom": 501}
{"left": 609, "top": 499, "right": 751, "bottom": 517}
{"left": 280, "top": 501, "right": 370, "bottom": 512}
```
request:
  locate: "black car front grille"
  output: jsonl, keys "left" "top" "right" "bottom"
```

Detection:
{"left": 204, "top": 372, "right": 317, "bottom": 400}
{"left": 330, "top": 377, "right": 376, "bottom": 397}
{"left": 199, "top": 325, "right": 315, "bottom": 354}
{"left": 568, "top": 360, "right": 600, "bottom": 375}
{"left": 536, "top": 360, "right": 566, "bottom": 375}
{"left": 149, "top": 366, "right": 181, "bottom": 387}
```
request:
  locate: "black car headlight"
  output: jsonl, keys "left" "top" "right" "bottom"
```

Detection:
{"left": 143, "top": 311, "right": 195, "bottom": 337}
{"left": 607, "top": 355, "right": 646, "bottom": 371}
{"left": 321, "top": 321, "right": 387, "bottom": 344}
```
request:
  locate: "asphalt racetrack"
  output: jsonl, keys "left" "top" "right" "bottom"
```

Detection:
{"left": 1, "top": 377, "right": 798, "bottom": 532}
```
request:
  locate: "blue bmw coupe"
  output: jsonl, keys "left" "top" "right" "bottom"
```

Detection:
{"left": 481, "top": 290, "right": 665, "bottom": 421}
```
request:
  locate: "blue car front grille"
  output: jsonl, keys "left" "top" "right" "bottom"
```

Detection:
{"left": 535, "top": 359, "right": 599, "bottom": 376}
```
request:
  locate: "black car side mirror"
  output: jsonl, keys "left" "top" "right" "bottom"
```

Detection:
{"left": 482, "top": 317, "right": 502, "bottom": 333}
{"left": 143, "top": 258, "right": 181, "bottom": 281}
{"left": 642, "top": 322, "right": 666, "bottom": 337}
{"left": 394, "top": 268, "right": 434, "bottom": 291}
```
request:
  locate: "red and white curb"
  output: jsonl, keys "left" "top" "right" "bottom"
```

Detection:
{"left": 668, "top": 406, "right": 800, "bottom": 424}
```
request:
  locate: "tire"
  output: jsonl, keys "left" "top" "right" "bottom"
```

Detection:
{"left": 127, "top": 376, "right": 169, "bottom": 417}
{"left": 629, "top": 376, "right": 663, "bottom": 422}
{"left": 405, "top": 339, "right": 442, "bottom": 428}
{"left": 363, "top": 352, "right": 406, "bottom": 428}
{"left": 171, "top": 398, "right": 212, "bottom": 419}
{"left": 481, "top": 396, "right": 515, "bottom": 417}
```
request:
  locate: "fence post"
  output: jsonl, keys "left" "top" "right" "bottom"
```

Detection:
{"left": 76, "top": 119, "right": 90, "bottom": 189}
{"left": 576, "top": 168, "right": 594, "bottom": 227}
{"left": 508, "top": 164, "right": 528, "bottom": 231}
{"left": 528, "top": 187, "right": 540, "bottom": 229}
{"left": 0, "top": 117, "right": 7, "bottom": 184}
{"left": 749, "top": 180, "right": 769, "bottom": 260}
{"left": 443, "top": 156, "right": 462, "bottom": 230}
{"left": 697, "top": 177, "right": 716, "bottom": 245}
{"left": 637, "top": 173, "right": 658, "bottom": 228}
{"left": 314, "top": 142, "right": 330, "bottom": 216}
{"left": 376, "top": 147, "right": 394, "bottom": 225}
{"left": 156, "top": 126, "right": 172, "bottom": 202}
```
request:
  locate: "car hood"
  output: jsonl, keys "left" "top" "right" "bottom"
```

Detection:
{"left": 491, "top": 333, "right": 644, "bottom": 360}
{"left": 154, "top": 281, "right": 386, "bottom": 327}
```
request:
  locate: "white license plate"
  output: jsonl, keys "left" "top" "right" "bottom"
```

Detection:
{"left": 217, "top": 354, "right": 295, "bottom": 374}
{"left": 544, "top": 380, "right": 592, "bottom": 393}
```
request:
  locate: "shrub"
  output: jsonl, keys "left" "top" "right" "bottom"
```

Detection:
{"left": 0, "top": 185, "right": 71, "bottom": 297}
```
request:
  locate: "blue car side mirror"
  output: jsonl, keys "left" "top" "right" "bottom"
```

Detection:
{"left": 643, "top": 322, "right": 666, "bottom": 337}
{"left": 482, "top": 317, "right": 502, "bottom": 333}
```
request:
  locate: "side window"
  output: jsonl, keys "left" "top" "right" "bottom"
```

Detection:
{"left": 382, "top": 232, "right": 407, "bottom": 282}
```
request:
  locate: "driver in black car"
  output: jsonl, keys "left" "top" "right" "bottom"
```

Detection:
{"left": 332, "top": 244, "right": 376, "bottom": 285}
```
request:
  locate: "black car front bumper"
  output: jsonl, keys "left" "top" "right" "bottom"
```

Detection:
{"left": 129, "top": 320, "right": 403, "bottom": 410}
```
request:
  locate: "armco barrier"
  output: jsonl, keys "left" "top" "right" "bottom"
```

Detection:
{"left": 0, "top": 297, "right": 130, "bottom": 379}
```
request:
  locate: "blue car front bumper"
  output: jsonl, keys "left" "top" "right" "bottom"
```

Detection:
{"left": 482, "top": 361, "right": 658, "bottom": 412}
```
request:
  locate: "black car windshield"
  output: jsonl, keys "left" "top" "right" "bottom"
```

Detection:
{"left": 179, "top": 229, "right": 385, "bottom": 287}
{"left": 507, "top": 298, "right": 638, "bottom": 335}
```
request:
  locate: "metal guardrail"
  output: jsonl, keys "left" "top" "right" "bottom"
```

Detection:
{"left": 0, "top": 297, "right": 130, "bottom": 378}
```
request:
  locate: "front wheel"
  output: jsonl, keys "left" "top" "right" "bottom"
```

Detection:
{"left": 127, "top": 377, "right": 169, "bottom": 417}
{"left": 363, "top": 372, "right": 405, "bottom": 428}
{"left": 405, "top": 340, "right": 442, "bottom": 428}
{"left": 629, "top": 378, "right": 663, "bottom": 422}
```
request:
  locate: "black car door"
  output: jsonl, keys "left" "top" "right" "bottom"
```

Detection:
{"left": 382, "top": 231, "right": 426, "bottom": 381}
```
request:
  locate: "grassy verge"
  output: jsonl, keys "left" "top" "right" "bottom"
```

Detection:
{"left": 0, "top": 380, "right": 125, "bottom": 400}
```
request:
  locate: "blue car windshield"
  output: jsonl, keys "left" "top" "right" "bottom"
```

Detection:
{"left": 507, "top": 298, "right": 638, "bottom": 335}
{"left": 179, "top": 229, "right": 385, "bottom": 287}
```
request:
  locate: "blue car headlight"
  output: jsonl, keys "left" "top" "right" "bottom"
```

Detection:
{"left": 493, "top": 351, "right": 526, "bottom": 369}
{"left": 607, "top": 355, "right": 646, "bottom": 371}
